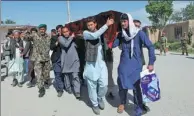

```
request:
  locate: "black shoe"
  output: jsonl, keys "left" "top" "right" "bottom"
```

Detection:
{"left": 107, "top": 92, "right": 114, "bottom": 100}
{"left": 57, "top": 91, "right": 63, "bottom": 97}
{"left": 27, "top": 82, "right": 35, "bottom": 88}
{"left": 11, "top": 79, "right": 18, "bottom": 87}
{"left": 186, "top": 53, "right": 188, "bottom": 56}
{"left": 141, "top": 104, "right": 150, "bottom": 114}
{"left": 38, "top": 87, "right": 45, "bottom": 98}
{"left": 75, "top": 93, "right": 81, "bottom": 100}
{"left": 18, "top": 82, "right": 23, "bottom": 87}
{"left": 67, "top": 89, "right": 73, "bottom": 94}
{"left": 44, "top": 84, "right": 50, "bottom": 89}
{"left": 182, "top": 52, "right": 184, "bottom": 55}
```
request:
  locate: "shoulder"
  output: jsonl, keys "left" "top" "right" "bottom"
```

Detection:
{"left": 83, "top": 30, "right": 90, "bottom": 35}
{"left": 138, "top": 30, "right": 146, "bottom": 35}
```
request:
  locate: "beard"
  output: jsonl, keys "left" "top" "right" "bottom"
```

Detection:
{"left": 40, "top": 32, "right": 45, "bottom": 36}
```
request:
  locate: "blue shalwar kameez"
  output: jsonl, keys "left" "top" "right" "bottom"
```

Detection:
{"left": 113, "top": 30, "right": 156, "bottom": 114}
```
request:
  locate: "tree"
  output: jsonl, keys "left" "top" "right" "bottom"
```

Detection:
{"left": 182, "top": 2, "right": 194, "bottom": 21}
{"left": 4, "top": 19, "right": 16, "bottom": 24}
{"left": 169, "top": 11, "right": 183, "bottom": 23}
{"left": 145, "top": 0, "right": 173, "bottom": 33}
{"left": 169, "top": 2, "right": 194, "bottom": 23}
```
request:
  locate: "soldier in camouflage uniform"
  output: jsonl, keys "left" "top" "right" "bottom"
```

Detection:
{"left": 25, "top": 24, "right": 51, "bottom": 97}
{"left": 188, "top": 28, "right": 193, "bottom": 45}
{"left": 181, "top": 32, "right": 189, "bottom": 56}
{"left": 159, "top": 32, "right": 167, "bottom": 56}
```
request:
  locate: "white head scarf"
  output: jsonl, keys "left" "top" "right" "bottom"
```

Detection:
{"left": 121, "top": 13, "right": 140, "bottom": 57}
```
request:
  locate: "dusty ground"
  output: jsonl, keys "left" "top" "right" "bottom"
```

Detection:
{"left": 1, "top": 48, "right": 194, "bottom": 116}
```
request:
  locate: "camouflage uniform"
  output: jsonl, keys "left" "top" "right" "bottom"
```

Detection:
{"left": 159, "top": 36, "right": 167, "bottom": 55}
{"left": 181, "top": 35, "right": 189, "bottom": 56}
{"left": 27, "top": 33, "right": 51, "bottom": 89}
{"left": 188, "top": 30, "right": 193, "bottom": 45}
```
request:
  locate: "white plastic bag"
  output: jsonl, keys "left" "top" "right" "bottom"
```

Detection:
{"left": 140, "top": 69, "right": 161, "bottom": 103}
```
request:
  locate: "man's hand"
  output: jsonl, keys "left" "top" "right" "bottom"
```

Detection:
{"left": 147, "top": 65, "right": 154, "bottom": 72}
{"left": 55, "top": 41, "right": 58, "bottom": 46}
{"left": 106, "top": 18, "right": 114, "bottom": 26}
{"left": 71, "top": 33, "right": 75, "bottom": 38}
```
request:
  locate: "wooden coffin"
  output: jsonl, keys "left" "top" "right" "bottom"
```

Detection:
{"left": 65, "top": 10, "right": 123, "bottom": 47}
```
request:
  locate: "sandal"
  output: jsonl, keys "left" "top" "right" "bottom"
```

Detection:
{"left": 117, "top": 104, "right": 124, "bottom": 114}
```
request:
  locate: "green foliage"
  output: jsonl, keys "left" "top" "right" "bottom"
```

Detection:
{"left": 170, "top": 11, "right": 183, "bottom": 22}
{"left": 182, "top": 2, "right": 194, "bottom": 21}
{"left": 192, "top": 43, "right": 194, "bottom": 48}
{"left": 154, "top": 42, "right": 160, "bottom": 49}
{"left": 167, "top": 39, "right": 179, "bottom": 43}
{"left": 170, "top": 2, "right": 194, "bottom": 22}
{"left": 4, "top": 19, "right": 16, "bottom": 24}
{"left": 168, "top": 42, "right": 181, "bottom": 51}
{"left": 146, "top": 0, "right": 173, "bottom": 30}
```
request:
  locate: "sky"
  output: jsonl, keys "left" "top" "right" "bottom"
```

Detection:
{"left": 2, "top": 1, "right": 192, "bottom": 31}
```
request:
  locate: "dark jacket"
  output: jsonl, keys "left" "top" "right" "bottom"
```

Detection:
{"left": 50, "top": 35, "right": 61, "bottom": 63}
{"left": 10, "top": 38, "right": 23, "bottom": 60}
{"left": 23, "top": 40, "right": 32, "bottom": 58}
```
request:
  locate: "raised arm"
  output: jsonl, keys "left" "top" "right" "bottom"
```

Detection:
{"left": 58, "top": 36, "right": 73, "bottom": 48}
{"left": 83, "top": 24, "right": 108, "bottom": 40}
{"left": 112, "top": 32, "right": 122, "bottom": 48}
{"left": 139, "top": 31, "right": 156, "bottom": 65}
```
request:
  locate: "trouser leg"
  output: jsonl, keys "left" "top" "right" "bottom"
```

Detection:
{"left": 34, "top": 62, "right": 44, "bottom": 89}
{"left": 97, "top": 73, "right": 108, "bottom": 101}
{"left": 16, "top": 59, "right": 24, "bottom": 83}
{"left": 42, "top": 61, "right": 51, "bottom": 84}
{"left": 71, "top": 72, "right": 81, "bottom": 94}
{"left": 118, "top": 78, "right": 128, "bottom": 105}
{"left": 28, "top": 60, "right": 35, "bottom": 81}
{"left": 63, "top": 73, "right": 72, "bottom": 92}
{"left": 133, "top": 80, "right": 143, "bottom": 108}
{"left": 24, "top": 58, "right": 29, "bottom": 74}
{"left": 86, "top": 79, "right": 98, "bottom": 107}
{"left": 53, "top": 71, "right": 64, "bottom": 92}
{"left": 106, "top": 61, "right": 115, "bottom": 94}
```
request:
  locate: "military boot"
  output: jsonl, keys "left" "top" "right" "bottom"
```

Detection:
{"left": 38, "top": 87, "right": 45, "bottom": 98}
{"left": 186, "top": 52, "right": 188, "bottom": 56}
{"left": 182, "top": 52, "right": 184, "bottom": 55}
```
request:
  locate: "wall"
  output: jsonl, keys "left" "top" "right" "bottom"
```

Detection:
{"left": 163, "top": 20, "right": 189, "bottom": 40}
{"left": 147, "top": 29, "right": 160, "bottom": 43}
{"left": 188, "top": 20, "right": 194, "bottom": 44}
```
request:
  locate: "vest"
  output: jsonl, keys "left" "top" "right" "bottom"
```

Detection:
{"left": 85, "top": 35, "right": 108, "bottom": 62}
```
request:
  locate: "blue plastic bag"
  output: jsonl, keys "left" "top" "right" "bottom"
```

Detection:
{"left": 140, "top": 69, "right": 161, "bottom": 103}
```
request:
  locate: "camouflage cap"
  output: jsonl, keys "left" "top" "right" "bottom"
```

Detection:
{"left": 38, "top": 24, "right": 47, "bottom": 29}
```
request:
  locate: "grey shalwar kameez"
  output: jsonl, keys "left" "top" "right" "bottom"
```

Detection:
{"left": 58, "top": 36, "right": 80, "bottom": 94}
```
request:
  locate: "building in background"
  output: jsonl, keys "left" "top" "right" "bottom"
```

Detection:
{"left": 143, "top": 20, "right": 194, "bottom": 44}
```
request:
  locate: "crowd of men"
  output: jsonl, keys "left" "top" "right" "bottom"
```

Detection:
{"left": 2, "top": 13, "right": 156, "bottom": 115}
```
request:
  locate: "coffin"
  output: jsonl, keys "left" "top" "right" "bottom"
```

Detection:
{"left": 65, "top": 10, "right": 123, "bottom": 47}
